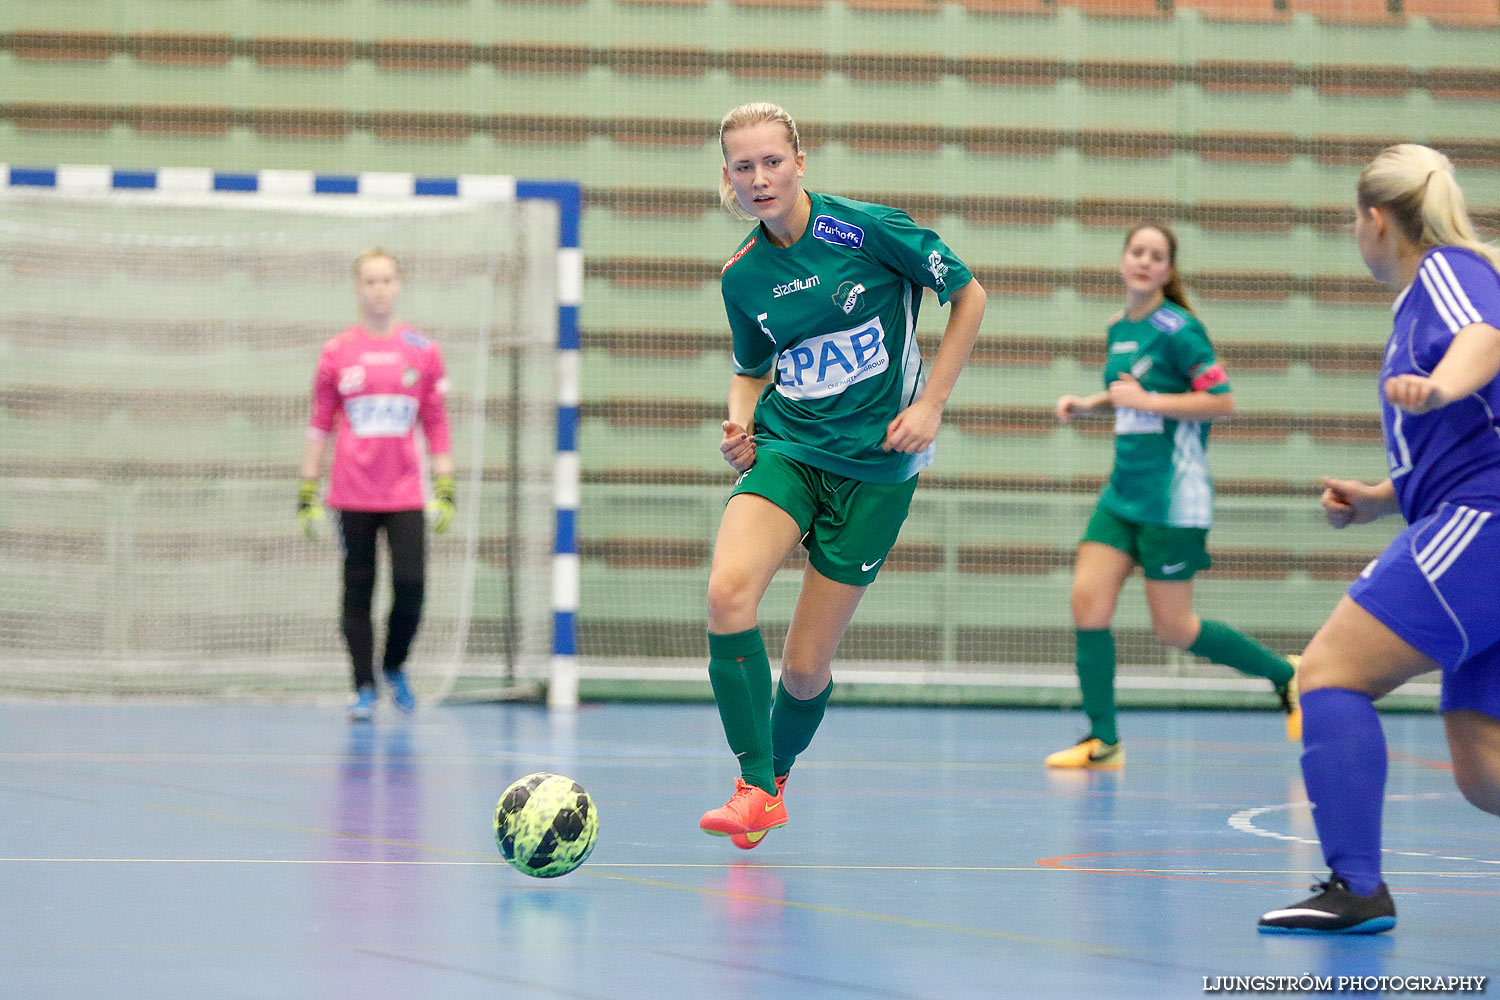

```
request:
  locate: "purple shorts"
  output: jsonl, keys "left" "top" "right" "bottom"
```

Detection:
{"left": 1347, "top": 503, "right": 1500, "bottom": 718}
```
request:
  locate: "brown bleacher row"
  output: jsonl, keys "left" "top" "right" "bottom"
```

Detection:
{"left": 5, "top": 32, "right": 1500, "bottom": 98}
{"left": 0, "top": 247, "right": 1420, "bottom": 302}
{"left": 7, "top": 104, "right": 1498, "bottom": 168}
{"left": 595, "top": 190, "right": 1500, "bottom": 231}
{"left": 0, "top": 315, "right": 1388, "bottom": 371}
{"left": 581, "top": 537, "right": 1371, "bottom": 579}
{"left": 0, "top": 385, "right": 1383, "bottom": 441}
{"left": 592, "top": 259, "right": 1399, "bottom": 301}
{"left": 590, "top": 330, "right": 1385, "bottom": 371}
{"left": 0, "top": 523, "right": 1370, "bottom": 580}
{"left": 0, "top": 460, "right": 1333, "bottom": 501}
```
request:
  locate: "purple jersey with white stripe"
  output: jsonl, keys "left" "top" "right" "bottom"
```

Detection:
{"left": 1381, "top": 246, "right": 1500, "bottom": 522}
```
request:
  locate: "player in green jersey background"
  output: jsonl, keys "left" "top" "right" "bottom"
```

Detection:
{"left": 1044, "top": 223, "right": 1300, "bottom": 770}
{"left": 699, "top": 102, "right": 987, "bottom": 846}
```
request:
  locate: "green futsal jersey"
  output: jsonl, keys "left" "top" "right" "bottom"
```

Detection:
{"left": 1098, "top": 301, "right": 1230, "bottom": 528}
{"left": 720, "top": 191, "right": 973, "bottom": 484}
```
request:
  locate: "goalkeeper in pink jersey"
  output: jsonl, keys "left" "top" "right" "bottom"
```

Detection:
{"left": 298, "top": 249, "right": 455, "bottom": 721}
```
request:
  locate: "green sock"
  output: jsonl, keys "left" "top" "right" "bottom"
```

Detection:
{"left": 771, "top": 678, "right": 832, "bottom": 777}
{"left": 1076, "top": 629, "right": 1118, "bottom": 745}
{"left": 707, "top": 628, "right": 775, "bottom": 794}
{"left": 1189, "top": 619, "right": 1294, "bottom": 688}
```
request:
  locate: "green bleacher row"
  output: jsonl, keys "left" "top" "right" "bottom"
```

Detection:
{"left": 5, "top": 44, "right": 1500, "bottom": 127}
{"left": 5, "top": 34, "right": 1500, "bottom": 93}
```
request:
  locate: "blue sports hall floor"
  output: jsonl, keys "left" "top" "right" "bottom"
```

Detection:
{"left": 2, "top": 699, "right": 1495, "bottom": 999}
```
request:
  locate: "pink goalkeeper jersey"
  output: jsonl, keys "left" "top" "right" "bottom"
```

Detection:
{"left": 308, "top": 324, "right": 452, "bottom": 512}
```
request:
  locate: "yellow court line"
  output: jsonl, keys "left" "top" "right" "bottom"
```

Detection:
{"left": 2, "top": 858, "right": 1495, "bottom": 880}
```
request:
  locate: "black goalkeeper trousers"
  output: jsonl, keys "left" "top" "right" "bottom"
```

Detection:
{"left": 335, "top": 509, "right": 426, "bottom": 691}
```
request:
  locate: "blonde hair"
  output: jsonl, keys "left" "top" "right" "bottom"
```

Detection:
{"left": 1357, "top": 144, "right": 1500, "bottom": 270}
{"left": 1124, "top": 222, "right": 1193, "bottom": 315}
{"left": 717, "top": 102, "right": 802, "bottom": 222}
{"left": 353, "top": 248, "right": 401, "bottom": 278}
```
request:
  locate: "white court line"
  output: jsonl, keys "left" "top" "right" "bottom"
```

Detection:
{"left": 1229, "top": 794, "right": 1500, "bottom": 866}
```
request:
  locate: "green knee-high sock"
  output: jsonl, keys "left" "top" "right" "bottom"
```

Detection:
{"left": 771, "top": 678, "right": 833, "bottom": 777}
{"left": 707, "top": 628, "right": 776, "bottom": 794}
{"left": 1189, "top": 619, "right": 1294, "bottom": 689}
{"left": 1076, "top": 629, "right": 1118, "bottom": 745}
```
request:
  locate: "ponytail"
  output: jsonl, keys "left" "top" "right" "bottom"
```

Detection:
{"left": 1358, "top": 144, "right": 1500, "bottom": 271}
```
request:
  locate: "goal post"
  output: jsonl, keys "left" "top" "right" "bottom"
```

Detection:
{"left": 0, "top": 163, "right": 578, "bottom": 705}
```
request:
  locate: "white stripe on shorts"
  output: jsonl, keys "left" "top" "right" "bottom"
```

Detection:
{"left": 1416, "top": 505, "right": 1475, "bottom": 569}
{"left": 1417, "top": 505, "right": 1490, "bottom": 582}
{"left": 1427, "top": 509, "right": 1490, "bottom": 582}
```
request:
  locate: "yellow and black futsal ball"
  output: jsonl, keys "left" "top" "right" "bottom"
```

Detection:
{"left": 493, "top": 772, "right": 598, "bottom": 878}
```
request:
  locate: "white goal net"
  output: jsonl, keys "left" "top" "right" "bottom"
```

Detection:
{"left": 0, "top": 173, "right": 559, "bottom": 700}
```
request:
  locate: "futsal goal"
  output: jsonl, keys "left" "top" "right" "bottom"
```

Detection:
{"left": 0, "top": 165, "right": 577, "bottom": 705}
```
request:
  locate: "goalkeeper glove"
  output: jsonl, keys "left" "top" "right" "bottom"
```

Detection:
{"left": 297, "top": 479, "right": 325, "bottom": 539}
{"left": 429, "top": 475, "right": 456, "bottom": 535}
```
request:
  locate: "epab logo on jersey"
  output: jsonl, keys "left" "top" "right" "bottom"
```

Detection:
{"left": 812, "top": 215, "right": 864, "bottom": 249}
{"left": 345, "top": 394, "right": 419, "bottom": 438}
{"left": 775, "top": 318, "right": 888, "bottom": 400}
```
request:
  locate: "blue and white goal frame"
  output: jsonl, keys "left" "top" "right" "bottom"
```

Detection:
{"left": 1, "top": 164, "right": 582, "bottom": 710}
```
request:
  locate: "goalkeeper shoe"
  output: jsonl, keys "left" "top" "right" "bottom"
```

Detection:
{"left": 1278, "top": 656, "right": 1302, "bottom": 742}
{"left": 347, "top": 685, "right": 377, "bottom": 722}
{"left": 699, "top": 778, "right": 787, "bottom": 839}
{"left": 1258, "top": 877, "right": 1395, "bottom": 935}
{"left": 731, "top": 774, "right": 788, "bottom": 850}
{"left": 385, "top": 670, "right": 417, "bottom": 714}
{"left": 1045, "top": 736, "right": 1124, "bottom": 770}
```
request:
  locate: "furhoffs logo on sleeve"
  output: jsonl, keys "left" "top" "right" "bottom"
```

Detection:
{"left": 812, "top": 215, "right": 864, "bottom": 249}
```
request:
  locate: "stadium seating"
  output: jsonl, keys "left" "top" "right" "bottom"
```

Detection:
{"left": 2, "top": 3, "right": 1497, "bottom": 672}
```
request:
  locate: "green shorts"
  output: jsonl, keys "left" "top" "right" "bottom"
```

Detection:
{"left": 728, "top": 449, "right": 917, "bottom": 587}
{"left": 1082, "top": 503, "right": 1211, "bottom": 581}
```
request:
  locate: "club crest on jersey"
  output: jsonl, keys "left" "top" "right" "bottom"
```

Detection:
{"left": 402, "top": 366, "right": 419, "bottom": 388}
{"left": 775, "top": 318, "right": 888, "bottom": 401}
{"left": 338, "top": 366, "right": 366, "bottom": 394}
{"left": 926, "top": 251, "right": 948, "bottom": 288}
{"left": 812, "top": 215, "right": 863, "bottom": 249}
{"left": 834, "top": 281, "right": 866, "bottom": 315}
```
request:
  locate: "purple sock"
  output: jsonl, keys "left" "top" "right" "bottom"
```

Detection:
{"left": 1299, "top": 687, "right": 1387, "bottom": 896}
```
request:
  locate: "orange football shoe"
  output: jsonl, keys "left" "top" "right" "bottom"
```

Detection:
{"left": 1044, "top": 736, "right": 1124, "bottom": 770}
{"left": 699, "top": 777, "right": 788, "bottom": 840}
{"left": 730, "top": 774, "right": 788, "bottom": 850}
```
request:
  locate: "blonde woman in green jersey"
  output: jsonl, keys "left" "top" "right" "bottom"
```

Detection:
{"left": 1045, "top": 223, "right": 1299, "bottom": 770}
{"left": 700, "top": 102, "right": 987, "bottom": 847}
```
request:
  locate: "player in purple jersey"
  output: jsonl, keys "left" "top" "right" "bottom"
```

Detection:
{"left": 298, "top": 249, "right": 456, "bottom": 722}
{"left": 1259, "top": 145, "right": 1500, "bottom": 934}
